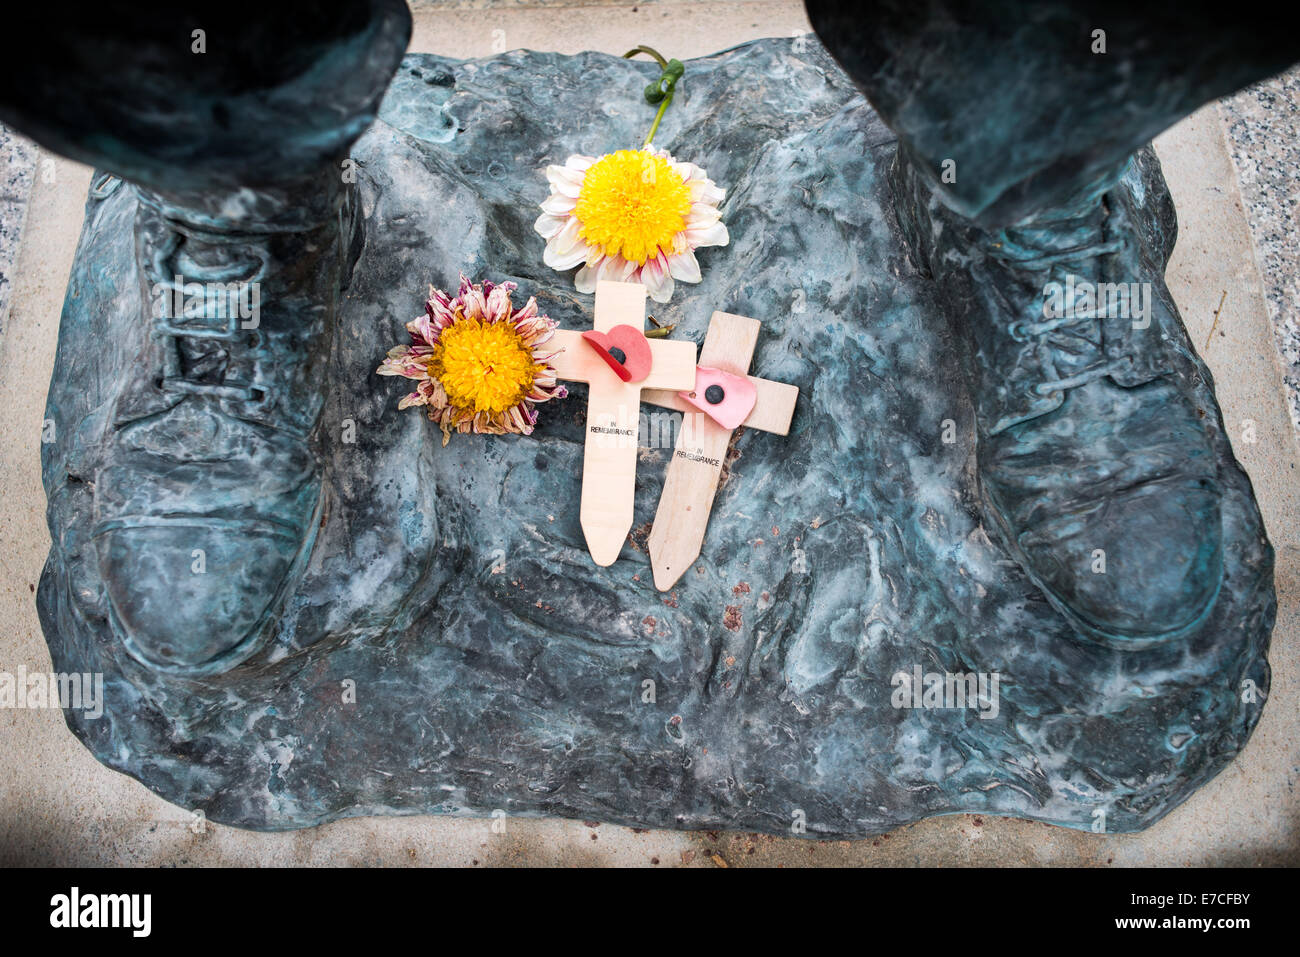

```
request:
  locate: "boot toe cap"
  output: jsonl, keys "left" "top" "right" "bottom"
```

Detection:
{"left": 1019, "top": 481, "right": 1222, "bottom": 647}
{"left": 97, "top": 522, "right": 303, "bottom": 673}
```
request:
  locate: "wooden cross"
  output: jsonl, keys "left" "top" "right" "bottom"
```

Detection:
{"left": 642, "top": 311, "right": 799, "bottom": 591}
{"left": 549, "top": 281, "right": 697, "bottom": 566}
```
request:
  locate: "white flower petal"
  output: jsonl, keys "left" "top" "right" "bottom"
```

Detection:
{"left": 486, "top": 283, "right": 513, "bottom": 320}
{"left": 597, "top": 255, "right": 637, "bottom": 283}
{"left": 670, "top": 160, "right": 702, "bottom": 183}
{"left": 666, "top": 251, "right": 701, "bottom": 284}
{"left": 545, "top": 234, "right": 594, "bottom": 271}
{"left": 547, "top": 163, "right": 586, "bottom": 188}
{"left": 555, "top": 180, "right": 584, "bottom": 199}
{"left": 688, "top": 179, "right": 726, "bottom": 204}
{"left": 640, "top": 253, "right": 674, "bottom": 303}
{"left": 461, "top": 286, "right": 487, "bottom": 319}
{"left": 546, "top": 170, "right": 583, "bottom": 199}
{"left": 534, "top": 212, "right": 568, "bottom": 239}
{"left": 540, "top": 192, "right": 578, "bottom": 216}
{"left": 565, "top": 154, "right": 597, "bottom": 171}
{"left": 574, "top": 255, "right": 603, "bottom": 293}
{"left": 550, "top": 216, "right": 586, "bottom": 257}
{"left": 686, "top": 221, "right": 729, "bottom": 248}
{"left": 687, "top": 203, "right": 722, "bottom": 226}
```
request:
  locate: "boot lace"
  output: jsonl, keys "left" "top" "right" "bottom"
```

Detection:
{"left": 144, "top": 214, "right": 272, "bottom": 407}
{"left": 986, "top": 218, "right": 1136, "bottom": 400}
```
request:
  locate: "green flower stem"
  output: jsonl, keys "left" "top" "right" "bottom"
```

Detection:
{"left": 643, "top": 91, "right": 673, "bottom": 147}
{"left": 623, "top": 45, "right": 685, "bottom": 148}
{"left": 622, "top": 45, "right": 668, "bottom": 70}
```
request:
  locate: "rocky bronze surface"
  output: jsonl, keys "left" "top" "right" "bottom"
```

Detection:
{"left": 37, "top": 40, "right": 1273, "bottom": 834}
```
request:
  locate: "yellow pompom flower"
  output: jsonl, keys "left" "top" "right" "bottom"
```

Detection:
{"left": 377, "top": 276, "right": 567, "bottom": 445}
{"left": 535, "top": 146, "right": 729, "bottom": 303}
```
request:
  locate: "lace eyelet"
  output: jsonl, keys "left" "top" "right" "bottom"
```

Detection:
{"left": 90, "top": 173, "right": 121, "bottom": 199}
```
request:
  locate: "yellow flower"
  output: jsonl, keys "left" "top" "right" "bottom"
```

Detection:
{"left": 535, "top": 147, "right": 729, "bottom": 303}
{"left": 377, "top": 277, "right": 567, "bottom": 445}
{"left": 432, "top": 319, "right": 539, "bottom": 415}
{"left": 573, "top": 150, "right": 692, "bottom": 265}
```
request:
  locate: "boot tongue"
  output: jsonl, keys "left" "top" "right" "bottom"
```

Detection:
{"left": 175, "top": 337, "right": 231, "bottom": 387}
{"left": 999, "top": 204, "right": 1113, "bottom": 376}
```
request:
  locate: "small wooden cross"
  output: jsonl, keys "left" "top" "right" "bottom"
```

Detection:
{"left": 549, "top": 281, "right": 697, "bottom": 566}
{"left": 642, "top": 311, "right": 799, "bottom": 591}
